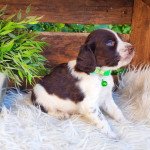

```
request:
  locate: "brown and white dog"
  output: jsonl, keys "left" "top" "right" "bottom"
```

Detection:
{"left": 31, "top": 29, "right": 134, "bottom": 138}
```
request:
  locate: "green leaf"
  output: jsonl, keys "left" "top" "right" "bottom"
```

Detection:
{"left": 27, "top": 74, "right": 32, "bottom": 84}
{"left": 2, "top": 22, "right": 14, "bottom": 29}
{"left": 17, "top": 10, "right": 22, "bottom": 20}
{"left": 6, "top": 14, "right": 16, "bottom": 21}
{"left": 0, "top": 30, "right": 13, "bottom": 35}
{"left": 1, "top": 40, "right": 14, "bottom": 52}
{"left": 28, "top": 21, "right": 39, "bottom": 25}
{"left": 18, "top": 70, "right": 23, "bottom": 80}
{"left": 26, "top": 5, "right": 31, "bottom": 14}
{"left": 108, "top": 24, "right": 113, "bottom": 29}
{"left": 0, "top": 5, "right": 7, "bottom": 15}
{"left": 8, "top": 33, "right": 16, "bottom": 39}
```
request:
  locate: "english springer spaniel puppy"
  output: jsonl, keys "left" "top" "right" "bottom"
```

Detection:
{"left": 31, "top": 29, "right": 134, "bottom": 138}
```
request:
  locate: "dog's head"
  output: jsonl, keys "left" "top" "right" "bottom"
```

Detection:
{"left": 76, "top": 29, "right": 134, "bottom": 73}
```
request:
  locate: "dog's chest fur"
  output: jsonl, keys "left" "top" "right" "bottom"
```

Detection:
{"left": 69, "top": 60, "right": 114, "bottom": 106}
{"left": 78, "top": 73, "right": 114, "bottom": 106}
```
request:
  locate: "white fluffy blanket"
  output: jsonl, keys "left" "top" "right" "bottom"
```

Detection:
{"left": 1, "top": 67, "right": 150, "bottom": 150}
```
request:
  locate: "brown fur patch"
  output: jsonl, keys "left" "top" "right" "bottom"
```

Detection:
{"left": 75, "top": 29, "right": 120, "bottom": 74}
{"left": 38, "top": 63, "right": 84, "bottom": 103}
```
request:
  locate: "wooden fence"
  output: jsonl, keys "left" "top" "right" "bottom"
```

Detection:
{"left": 0, "top": 0, "right": 150, "bottom": 66}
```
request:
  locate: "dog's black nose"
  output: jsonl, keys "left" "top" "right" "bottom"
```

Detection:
{"left": 126, "top": 45, "right": 134, "bottom": 54}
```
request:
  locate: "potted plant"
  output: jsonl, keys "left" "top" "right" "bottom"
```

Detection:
{"left": 0, "top": 6, "right": 48, "bottom": 106}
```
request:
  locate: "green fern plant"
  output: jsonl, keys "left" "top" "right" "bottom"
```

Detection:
{"left": 0, "top": 6, "right": 48, "bottom": 86}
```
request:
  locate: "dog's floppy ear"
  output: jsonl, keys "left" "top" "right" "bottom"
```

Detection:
{"left": 75, "top": 44, "right": 96, "bottom": 74}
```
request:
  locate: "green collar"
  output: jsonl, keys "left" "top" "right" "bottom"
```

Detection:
{"left": 91, "top": 67, "right": 111, "bottom": 76}
{"left": 91, "top": 67, "right": 126, "bottom": 76}
{"left": 90, "top": 67, "right": 126, "bottom": 87}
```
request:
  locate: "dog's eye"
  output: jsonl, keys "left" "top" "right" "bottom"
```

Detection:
{"left": 106, "top": 40, "right": 115, "bottom": 47}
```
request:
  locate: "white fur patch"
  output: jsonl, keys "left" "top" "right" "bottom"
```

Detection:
{"left": 33, "top": 84, "right": 78, "bottom": 114}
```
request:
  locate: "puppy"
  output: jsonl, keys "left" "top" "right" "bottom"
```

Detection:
{"left": 31, "top": 29, "right": 134, "bottom": 138}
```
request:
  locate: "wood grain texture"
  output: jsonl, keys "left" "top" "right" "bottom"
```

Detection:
{"left": 1, "top": 0, "right": 133, "bottom": 24}
{"left": 130, "top": 0, "right": 150, "bottom": 65}
{"left": 41, "top": 32, "right": 130, "bottom": 66}
{"left": 142, "top": 0, "right": 150, "bottom": 6}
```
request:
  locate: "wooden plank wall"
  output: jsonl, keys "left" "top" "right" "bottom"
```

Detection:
{"left": 0, "top": 0, "right": 133, "bottom": 24}
{"left": 130, "top": 0, "right": 150, "bottom": 65}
